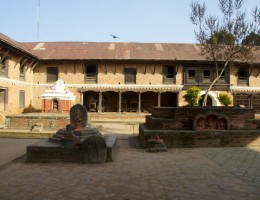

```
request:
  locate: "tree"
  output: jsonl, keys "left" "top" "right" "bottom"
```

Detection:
{"left": 190, "top": 0, "right": 260, "bottom": 106}
{"left": 183, "top": 86, "right": 201, "bottom": 106}
{"left": 243, "top": 32, "right": 260, "bottom": 46}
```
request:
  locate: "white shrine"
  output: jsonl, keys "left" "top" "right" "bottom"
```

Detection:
{"left": 41, "top": 74, "right": 75, "bottom": 113}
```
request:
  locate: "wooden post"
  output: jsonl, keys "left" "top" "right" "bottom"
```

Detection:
{"left": 138, "top": 92, "right": 141, "bottom": 113}
{"left": 104, "top": 64, "right": 107, "bottom": 74}
{"left": 118, "top": 92, "right": 122, "bottom": 113}
{"left": 98, "top": 91, "right": 102, "bottom": 113}
{"left": 158, "top": 92, "right": 161, "bottom": 107}
{"left": 80, "top": 91, "right": 83, "bottom": 105}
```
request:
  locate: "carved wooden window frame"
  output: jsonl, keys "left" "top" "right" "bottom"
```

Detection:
{"left": 162, "top": 65, "right": 176, "bottom": 84}
{"left": 84, "top": 64, "right": 98, "bottom": 83}
{"left": 47, "top": 67, "right": 58, "bottom": 83}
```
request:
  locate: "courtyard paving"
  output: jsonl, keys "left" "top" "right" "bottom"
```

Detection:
{"left": 0, "top": 122, "right": 260, "bottom": 200}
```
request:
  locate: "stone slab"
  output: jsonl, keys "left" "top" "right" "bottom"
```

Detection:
{"left": 26, "top": 139, "right": 82, "bottom": 163}
{"left": 26, "top": 136, "right": 118, "bottom": 163}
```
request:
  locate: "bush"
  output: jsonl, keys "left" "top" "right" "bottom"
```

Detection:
{"left": 183, "top": 86, "right": 201, "bottom": 106}
{"left": 22, "top": 104, "right": 42, "bottom": 114}
{"left": 218, "top": 93, "right": 232, "bottom": 106}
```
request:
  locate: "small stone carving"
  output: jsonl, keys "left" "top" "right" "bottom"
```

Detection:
{"left": 147, "top": 135, "right": 167, "bottom": 152}
{"left": 49, "top": 119, "right": 56, "bottom": 128}
{"left": 27, "top": 119, "right": 32, "bottom": 128}
{"left": 5, "top": 118, "right": 10, "bottom": 127}
{"left": 31, "top": 123, "right": 43, "bottom": 132}
{"left": 193, "top": 111, "right": 229, "bottom": 131}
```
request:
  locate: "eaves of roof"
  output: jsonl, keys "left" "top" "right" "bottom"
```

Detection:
{"left": 0, "top": 33, "right": 38, "bottom": 59}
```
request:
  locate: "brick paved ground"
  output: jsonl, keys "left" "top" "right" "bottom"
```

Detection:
{"left": 0, "top": 138, "right": 40, "bottom": 166}
{"left": 0, "top": 139, "right": 260, "bottom": 200}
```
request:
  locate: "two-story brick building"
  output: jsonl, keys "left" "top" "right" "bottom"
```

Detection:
{"left": 0, "top": 33, "right": 260, "bottom": 124}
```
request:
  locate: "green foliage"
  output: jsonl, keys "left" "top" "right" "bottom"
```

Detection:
{"left": 208, "top": 30, "right": 235, "bottom": 45}
{"left": 242, "top": 32, "right": 260, "bottom": 46}
{"left": 183, "top": 87, "right": 201, "bottom": 106}
{"left": 218, "top": 93, "right": 232, "bottom": 106}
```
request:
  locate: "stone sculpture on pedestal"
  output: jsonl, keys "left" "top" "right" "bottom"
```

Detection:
{"left": 27, "top": 104, "right": 117, "bottom": 164}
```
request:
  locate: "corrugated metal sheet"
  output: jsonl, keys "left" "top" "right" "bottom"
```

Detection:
{"left": 1, "top": 33, "right": 259, "bottom": 63}
{"left": 22, "top": 41, "right": 206, "bottom": 61}
{"left": 0, "top": 33, "right": 34, "bottom": 57}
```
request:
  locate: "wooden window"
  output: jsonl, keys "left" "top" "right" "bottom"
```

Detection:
{"left": 237, "top": 68, "right": 248, "bottom": 86}
{"left": 19, "top": 90, "right": 25, "bottom": 108}
{"left": 216, "top": 68, "right": 229, "bottom": 84}
{"left": 185, "top": 67, "right": 198, "bottom": 84}
{"left": 124, "top": 68, "right": 136, "bottom": 84}
{"left": 19, "top": 59, "right": 26, "bottom": 80}
{"left": 0, "top": 89, "right": 6, "bottom": 111}
{"left": 252, "top": 94, "right": 260, "bottom": 113}
{"left": 202, "top": 69, "right": 211, "bottom": 82}
{"left": 0, "top": 57, "right": 8, "bottom": 77}
{"left": 85, "top": 64, "right": 97, "bottom": 83}
{"left": 218, "top": 69, "right": 226, "bottom": 79}
{"left": 162, "top": 65, "right": 175, "bottom": 84}
{"left": 233, "top": 94, "right": 250, "bottom": 108}
{"left": 47, "top": 67, "right": 58, "bottom": 83}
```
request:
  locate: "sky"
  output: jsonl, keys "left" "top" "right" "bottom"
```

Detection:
{"left": 1, "top": 0, "right": 259, "bottom": 43}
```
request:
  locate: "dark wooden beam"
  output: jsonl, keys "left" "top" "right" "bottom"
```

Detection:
{"left": 20, "top": 58, "right": 27, "bottom": 67}
{"left": 175, "top": 65, "right": 179, "bottom": 75}
{"left": 14, "top": 57, "right": 23, "bottom": 68}
{"left": 249, "top": 66, "right": 253, "bottom": 76}
{"left": 65, "top": 63, "right": 68, "bottom": 74}
{"left": 26, "top": 60, "right": 35, "bottom": 71}
{"left": 114, "top": 64, "right": 116, "bottom": 74}
{"left": 82, "top": 63, "right": 84, "bottom": 74}
{"left": 31, "top": 62, "right": 39, "bottom": 71}
{"left": 257, "top": 67, "right": 260, "bottom": 78}
{"left": 104, "top": 64, "right": 107, "bottom": 74}
{"left": 1, "top": 50, "right": 10, "bottom": 60}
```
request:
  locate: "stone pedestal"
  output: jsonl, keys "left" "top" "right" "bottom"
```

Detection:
{"left": 26, "top": 104, "right": 117, "bottom": 164}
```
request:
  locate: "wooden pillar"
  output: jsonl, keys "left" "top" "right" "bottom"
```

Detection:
{"left": 176, "top": 92, "right": 179, "bottom": 107}
{"left": 118, "top": 92, "right": 122, "bottom": 113}
{"left": 80, "top": 91, "right": 83, "bottom": 105}
{"left": 138, "top": 92, "right": 141, "bottom": 113}
{"left": 158, "top": 92, "right": 161, "bottom": 107}
{"left": 249, "top": 94, "right": 253, "bottom": 109}
{"left": 98, "top": 91, "right": 102, "bottom": 113}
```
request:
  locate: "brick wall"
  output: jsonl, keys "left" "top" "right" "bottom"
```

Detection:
{"left": 0, "top": 50, "right": 34, "bottom": 117}
{"left": 139, "top": 106, "right": 260, "bottom": 147}
{"left": 147, "top": 107, "right": 256, "bottom": 130}
{"left": 6, "top": 115, "right": 70, "bottom": 130}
